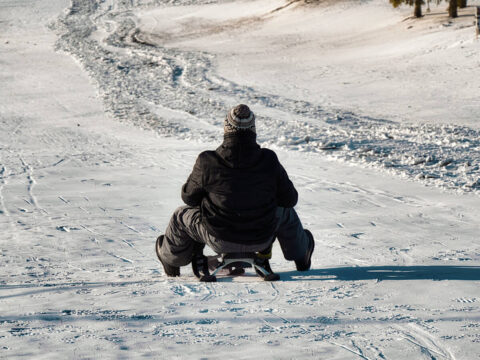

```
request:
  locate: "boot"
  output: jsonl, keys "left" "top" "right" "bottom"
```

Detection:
{"left": 155, "top": 235, "right": 180, "bottom": 277}
{"left": 191, "top": 242, "right": 216, "bottom": 282}
{"left": 295, "top": 230, "right": 315, "bottom": 271}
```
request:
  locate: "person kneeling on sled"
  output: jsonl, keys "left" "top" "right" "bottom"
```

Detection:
{"left": 156, "top": 104, "right": 314, "bottom": 278}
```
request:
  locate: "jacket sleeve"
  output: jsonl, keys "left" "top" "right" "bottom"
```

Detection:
{"left": 181, "top": 154, "right": 206, "bottom": 206}
{"left": 276, "top": 160, "right": 298, "bottom": 208}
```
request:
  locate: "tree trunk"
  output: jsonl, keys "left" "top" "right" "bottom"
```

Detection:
{"left": 449, "top": 0, "right": 458, "bottom": 17}
{"left": 414, "top": 0, "right": 422, "bottom": 17}
{"left": 458, "top": 0, "right": 467, "bottom": 9}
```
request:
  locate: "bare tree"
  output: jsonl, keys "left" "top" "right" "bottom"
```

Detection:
{"left": 390, "top": 0, "right": 424, "bottom": 18}
{"left": 414, "top": 0, "right": 423, "bottom": 17}
{"left": 449, "top": 0, "right": 458, "bottom": 17}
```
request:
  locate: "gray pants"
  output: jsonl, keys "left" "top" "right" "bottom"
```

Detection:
{"left": 159, "top": 206, "right": 309, "bottom": 267}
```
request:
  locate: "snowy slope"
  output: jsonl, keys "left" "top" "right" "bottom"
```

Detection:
{"left": 51, "top": 0, "right": 480, "bottom": 193}
{"left": 1, "top": 0, "right": 480, "bottom": 359}
{"left": 136, "top": 0, "right": 480, "bottom": 127}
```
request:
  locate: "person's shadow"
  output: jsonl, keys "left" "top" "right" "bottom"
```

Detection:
{"left": 279, "top": 265, "right": 480, "bottom": 281}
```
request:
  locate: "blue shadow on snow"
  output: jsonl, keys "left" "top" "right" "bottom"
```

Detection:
{"left": 279, "top": 265, "right": 480, "bottom": 281}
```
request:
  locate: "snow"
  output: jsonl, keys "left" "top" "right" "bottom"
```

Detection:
{"left": 1, "top": 0, "right": 479, "bottom": 358}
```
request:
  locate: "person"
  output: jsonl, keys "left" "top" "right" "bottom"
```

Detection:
{"left": 156, "top": 104, "right": 314, "bottom": 277}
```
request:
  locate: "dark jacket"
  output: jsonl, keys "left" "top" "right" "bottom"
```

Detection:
{"left": 181, "top": 132, "right": 298, "bottom": 245}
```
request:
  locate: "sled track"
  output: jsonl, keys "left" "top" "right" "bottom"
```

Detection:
{"left": 0, "top": 166, "right": 9, "bottom": 217}
{"left": 51, "top": 0, "right": 480, "bottom": 195}
{"left": 396, "top": 323, "right": 457, "bottom": 360}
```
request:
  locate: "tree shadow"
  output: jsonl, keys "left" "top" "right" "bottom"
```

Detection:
{"left": 279, "top": 265, "right": 480, "bottom": 281}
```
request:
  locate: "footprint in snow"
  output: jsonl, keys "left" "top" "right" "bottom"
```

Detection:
{"left": 350, "top": 233, "right": 365, "bottom": 239}
{"left": 56, "top": 226, "right": 81, "bottom": 232}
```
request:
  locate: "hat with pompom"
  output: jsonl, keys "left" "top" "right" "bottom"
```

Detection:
{"left": 224, "top": 104, "right": 256, "bottom": 135}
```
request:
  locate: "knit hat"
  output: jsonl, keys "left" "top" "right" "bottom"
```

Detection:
{"left": 224, "top": 104, "right": 256, "bottom": 134}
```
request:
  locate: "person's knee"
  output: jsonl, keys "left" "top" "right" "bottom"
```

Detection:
{"left": 172, "top": 205, "right": 189, "bottom": 218}
{"left": 171, "top": 205, "right": 198, "bottom": 227}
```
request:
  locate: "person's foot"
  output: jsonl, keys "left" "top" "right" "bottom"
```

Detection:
{"left": 254, "top": 256, "right": 275, "bottom": 277}
{"left": 191, "top": 243, "right": 216, "bottom": 282}
{"left": 295, "top": 230, "right": 315, "bottom": 271}
{"left": 155, "top": 235, "right": 180, "bottom": 277}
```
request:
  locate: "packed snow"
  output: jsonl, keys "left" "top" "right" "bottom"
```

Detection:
{"left": 1, "top": 0, "right": 479, "bottom": 358}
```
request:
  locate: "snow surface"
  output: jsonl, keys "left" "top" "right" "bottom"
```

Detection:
{"left": 1, "top": 0, "right": 480, "bottom": 358}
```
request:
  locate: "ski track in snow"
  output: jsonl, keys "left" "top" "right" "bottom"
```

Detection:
{"left": 0, "top": 166, "right": 10, "bottom": 217}
{"left": 50, "top": 0, "right": 480, "bottom": 195}
{"left": 397, "top": 323, "right": 457, "bottom": 360}
{"left": 19, "top": 156, "right": 45, "bottom": 214}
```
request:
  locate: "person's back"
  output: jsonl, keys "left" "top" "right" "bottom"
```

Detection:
{"left": 156, "top": 104, "right": 314, "bottom": 278}
{"left": 183, "top": 131, "right": 298, "bottom": 245}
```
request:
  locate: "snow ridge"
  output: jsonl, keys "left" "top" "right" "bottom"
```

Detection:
{"left": 52, "top": 0, "right": 480, "bottom": 194}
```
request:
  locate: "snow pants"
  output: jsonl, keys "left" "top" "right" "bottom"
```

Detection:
{"left": 159, "top": 206, "right": 310, "bottom": 267}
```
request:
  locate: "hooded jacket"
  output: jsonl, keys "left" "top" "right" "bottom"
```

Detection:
{"left": 181, "top": 132, "right": 298, "bottom": 245}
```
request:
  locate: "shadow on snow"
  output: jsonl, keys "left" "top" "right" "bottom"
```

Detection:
{"left": 1, "top": 266, "right": 479, "bottom": 299}
{"left": 279, "top": 265, "right": 480, "bottom": 281}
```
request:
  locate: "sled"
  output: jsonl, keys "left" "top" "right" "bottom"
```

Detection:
{"left": 192, "top": 252, "right": 280, "bottom": 282}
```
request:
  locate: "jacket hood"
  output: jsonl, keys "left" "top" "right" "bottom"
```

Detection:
{"left": 216, "top": 132, "right": 261, "bottom": 168}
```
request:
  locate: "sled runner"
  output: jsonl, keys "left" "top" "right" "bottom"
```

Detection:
{"left": 192, "top": 252, "right": 280, "bottom": 282}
